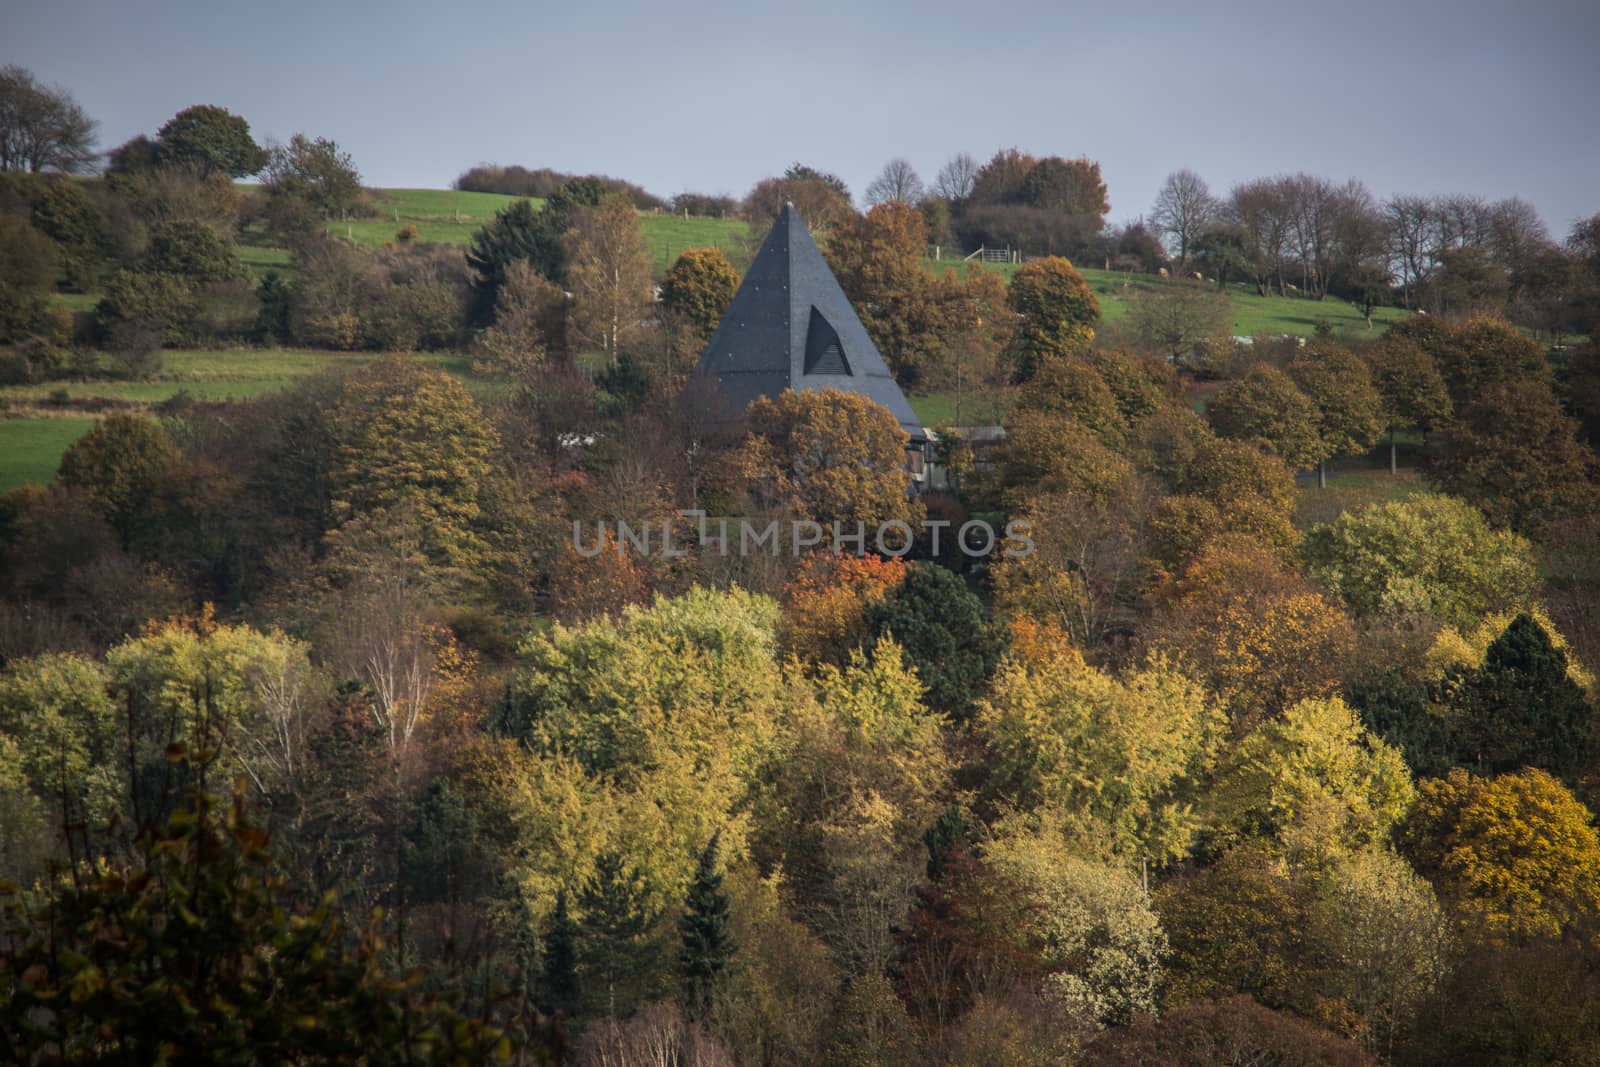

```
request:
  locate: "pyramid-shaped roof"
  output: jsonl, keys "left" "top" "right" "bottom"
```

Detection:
{"left": 693, "top": 203, "right": 925, "bottom": 439}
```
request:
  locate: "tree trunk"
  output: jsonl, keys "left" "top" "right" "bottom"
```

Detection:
{"left": 1318, "top": 459, "right": 1326, "bottom": 490}
{"left": 1390, "top": 428, "right": 1397, "bottom": 475}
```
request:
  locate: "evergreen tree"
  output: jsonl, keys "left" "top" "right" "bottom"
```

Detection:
{"left": 678, "top": 833, "right": 734, "bottom": 1021}
{"left": 577, "top": 850, "right": 660, "bottom": 1019}
{"left": 466, "top": 179, "right": 606, "bottom": 321}
{"left": 538, "top": 890, "right": 580, "bottom": 1020}
{"left": 868, "top": 562, "right": 1003, "bottom": 723}
{"left": 1451, "top": 613, "right": 1597, "bottom": 779}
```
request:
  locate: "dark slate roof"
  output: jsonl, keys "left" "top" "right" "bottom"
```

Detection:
{"left": 692, "top": 203, "right": 925, "bottom": 439}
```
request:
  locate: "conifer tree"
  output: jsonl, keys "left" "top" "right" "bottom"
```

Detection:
{"left": 678, "top": 833, "right": 734, "bottom": 1021}
{"left": 538, "top": 890, "right": 580, "bottom": 1020}
{"left": 1451, "top": 613, "right": 1596, "bottom": 779}
{"left": 577, "top": 850, "right": 661, "bottom": 1019}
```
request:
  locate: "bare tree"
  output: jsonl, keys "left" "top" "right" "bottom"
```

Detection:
{"left": 0, "top": 65, "right": 97, "bottom": 173}
{"left": 1230, "top": 177, "right": 1296, "bottom": 296}
{"left": 1384, "top": 195, "right": 1434, "bottom": 309}
{"left": 932, "top": 152, "right": 978, "bottom": 201}
{"left": 865, "top": 157, "right": 924, "bottom": 206}
{"left": 1150, "top": 168, "right": 1217, "bottom": 270}
{"left": 1430, "top": 193, "right": 1494, "bottom": 252}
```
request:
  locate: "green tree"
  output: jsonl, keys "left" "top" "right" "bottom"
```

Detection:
{"left": 1127, "top": 283, "right": 1233, "bottom": 363}
{"left": 868, "top": 562, "right": 1001, "bottom": 722}
{"left": 1302, "top": 493, "right": 1539, "bottom": 628}
{"left": 55, "top": 413, "right": 179, "bottom": 543}
{"left": 660, "top": 246, "right": 738, "bottom": 342}
{"left": 467, "top": 180, "right": 606, "bottom": 318}
{"left": 155, "top": 104, "right": 267, "bottom": 177}
{"left": 1447, "top": 612, "right": 1597, "bottom": 779}
{"left": 1005, "top": 256, "right": 1100, "bottom": 379}
{"left": 263, "top": 133, "right": 362, "bottom": 220}
{"left": 1365, "top": 335, "right": 1452, "bottom": 474}
{"left": 679, "top": 833, "right": 734, "bottom": 1021}
{"left": 577, "top": 851, "right": 663, "bottom": 1019}
{"left": 0, "top": 653, "right": 123, "bottom": 859}
{"left": 1209, "top": 363, "right": 1325, "bottom": 472}
{"left": 1289, "top": 344, "right": 1384, "bottom": 488}
{"left": 141, "top": 219, "right": 249, "bottom": 284}
{"left": 539, "top": 890, "right": 581, "bottom": 1020}
{"left": 0, "top": 787, "right": 512, "bottom": 1063}
{"left": 1400, "top": 767, "right": 1600, "bottom": 942}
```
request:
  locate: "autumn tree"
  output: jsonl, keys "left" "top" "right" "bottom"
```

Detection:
{"left": 1400, "top": 767, "right": 1600, "bottom": 942}
{"left": 1302, "top": 493, "right": 1538, "bottom": 628}
{"left": 471, "top": 259, "right": 568, "bottom": 380}
{"left": 660, "top": 246, "right": 738, "bottom": 342}
{"left": 743, "top": 388, "right": 921, "bottom": 530}
{"left": 155, "top": 104, "right": 268, "bottom": 177}
{"left": 326, "top": 355, "right": 498, "bottom": 571}
{"left": 779, "top": 552, "right": 908, "bottom": 667}
{"left": 924, "top": 264, "right": 1013, "bottom": 424}
{"left": 827, "top": 200, "right": 944, "bottom": 386}
{"left": 1365, "top": 334, "right": 1452, "bottom": 473}
{"left": 743, "top": 165, "right": 853, "bottom": 235}
{"left": 563, "top": 193, "right": 654, "bottom": 362}
{"left": 1090, "top": 996, "right": 1370, "bottom": 1065}
{"left": 979, "top": 647, "right": 1223, "bottom": 864}
{"left": 0, "top": 788, "right": 511, "bottom": 1063}
{"left": 1206, "top": 695, "right": 1415, "bottom": 866}
{"left": 1427, "top": 378, "right": 1598, "bottom": 531}
{"left": 1005, "top": 256, "right": 1100, "bottom": 379}
{"left": 1147, "top": 540, "right": 1356, "bottom": 731}
{"left": 1308, "top": 847, "right": 1450, "bottom": 1058}
{"left": 1151, "top": 168, "right": 1218, "bottom": 269}
{"left": 1156, "top": 846, "right": 1314, "bottom": 1010}
{"left": 1288, "top": 343, "right": 1384, "bottom": 488}
{"left": 1208, "top": 363, "right": 1325, "bottom": 472}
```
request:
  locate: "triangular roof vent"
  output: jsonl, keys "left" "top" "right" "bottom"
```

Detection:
{"left": 804, "top": 306, "right": 851, "bottom": 375}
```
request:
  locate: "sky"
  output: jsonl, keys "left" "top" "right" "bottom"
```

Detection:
{"left": 6, "top": 0, "right": 1599, "bottom": 235}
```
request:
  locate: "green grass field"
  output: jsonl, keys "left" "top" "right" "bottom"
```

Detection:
{"left": 641, "top": 215, "right": 751, "bottom": 272}
{"left": 0, "top": 417, "right": 97, "bottom": 491}
{"left": 0, "top": 350, "right": 492, "bottom": 488}
{"left": 0, "top": 350, "right": 367, "bottom": 408}
{"left": 933, "top": 259, "right": 1407, "bottom": 339}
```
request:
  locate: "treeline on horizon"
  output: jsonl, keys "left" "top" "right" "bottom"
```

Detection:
{"left": 459, "top": 149, "right": 1597, "bottom": 332}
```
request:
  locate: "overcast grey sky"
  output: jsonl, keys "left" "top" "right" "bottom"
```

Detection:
{"left": 6, "top": 0, "right": 1598, "bottom": 233}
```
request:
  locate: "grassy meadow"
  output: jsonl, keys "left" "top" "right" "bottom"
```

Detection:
{"left": 0, "top": 416, "right": 97, "bottom": 492}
